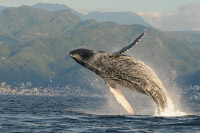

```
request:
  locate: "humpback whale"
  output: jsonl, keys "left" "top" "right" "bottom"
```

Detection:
{"left": 69, "top": 31, "right": 168, "bottom": 114}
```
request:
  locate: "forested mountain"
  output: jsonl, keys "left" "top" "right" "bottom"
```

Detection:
{"left": 176, "top": 70, "right": 200, "bottom": 87}
{"left": 0, "top": 6, "right": 200, "bottom": 88}
{"left": 170, "top": 31, "right": 200, "bottom": 50}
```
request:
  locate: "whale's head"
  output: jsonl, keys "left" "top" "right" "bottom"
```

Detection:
{"left": 69, "top": 48, "right": 97, "bottom": 67}
{"left": 69, "top": 48, "right": 108, "bottom": 76}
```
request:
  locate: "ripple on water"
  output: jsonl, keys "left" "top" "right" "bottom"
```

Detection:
{"left": 0, "top": 95, "right": 199, "bottom": 132}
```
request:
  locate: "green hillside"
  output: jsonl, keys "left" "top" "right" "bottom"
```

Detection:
{"left": 169, "top": 31, "right": 200, "bottom": 50}
{"left": 0, "top": 6, "right": 200, "bottom": 87}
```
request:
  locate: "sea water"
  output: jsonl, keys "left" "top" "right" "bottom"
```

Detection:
{"left": 0, "top": 93, "right": 199, "bottom": 132}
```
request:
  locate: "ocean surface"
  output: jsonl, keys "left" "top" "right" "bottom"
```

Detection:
{"left": 0, "top": 93, "right": 199, "bottom": 133}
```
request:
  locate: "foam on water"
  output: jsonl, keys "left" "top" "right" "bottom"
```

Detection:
{"left": 140, "top": 62, "right": 187, "bottom": 117}
{"left": 155, "top": 93, "right": 187, "bottom": 117}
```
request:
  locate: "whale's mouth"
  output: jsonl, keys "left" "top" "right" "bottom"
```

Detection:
{"left": 69, "top": 50, "right": 82, "bottom": 62}
{"left": 70, "top": 53, "right": 81, "bottom": 60}
{"left": 69, "top": 50, "right": 77, "bottom": 58}
{"left": 69, "top": 50, "right": 87, "bottom": 67}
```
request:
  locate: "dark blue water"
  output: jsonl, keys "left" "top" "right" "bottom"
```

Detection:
{"left": 0, "top": 95, "right": 199, "bottom": 133}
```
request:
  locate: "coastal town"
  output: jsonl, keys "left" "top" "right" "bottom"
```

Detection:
{"left": 0, "top": 82, "right": 67, "bottom": 96}
{"left": 0, "top": 82, "right": 93, "bottom": 96}
{"left": 0, "top": 81, "right": 199, "bottom": 100}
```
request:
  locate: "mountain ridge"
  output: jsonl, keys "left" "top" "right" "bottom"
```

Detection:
{"left": 31, "top": 3, "right": 150, "bottom": 27}
{"left": 33, "top": 3, "right": 83, "bottom": 17}
{"left": 84, "top": 11, "right": 150, "bottom": 27}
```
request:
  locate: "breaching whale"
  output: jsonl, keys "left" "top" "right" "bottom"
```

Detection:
{"left": 69, "top": 31, "right": 168, "bottom": 114}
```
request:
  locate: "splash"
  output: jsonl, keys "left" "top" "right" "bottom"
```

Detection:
{"left": 155, "top": 93, "right": 186, "bottom": 117}
{"left": 140, "top": 62, "right": 187, "bottom": 117}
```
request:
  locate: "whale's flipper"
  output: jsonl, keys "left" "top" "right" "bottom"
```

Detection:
{"left": 112, "top": 31, "right": 146, "bottom": 57}
{"left": 106, "top": 82, "right": 135, "bottom": 115}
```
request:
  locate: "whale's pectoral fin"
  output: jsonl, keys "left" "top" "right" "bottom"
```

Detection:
{"left": 112, "top": 31, "right": 146, "bottom": 57}
{"left": 106, "top": 81, "right": 135, "bottom": 115}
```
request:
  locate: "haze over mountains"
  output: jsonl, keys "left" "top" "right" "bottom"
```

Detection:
{"left": 0, "top": 6, "right": 5, "bottom": 11}
{"left": 84, "top": 11, "right": 150, "bottom": 27}
{"left": 33, "top": 3, "right": 150, "bottom": 27}
{"left": 0, "top": 3, "right": 200, "bottom": 89}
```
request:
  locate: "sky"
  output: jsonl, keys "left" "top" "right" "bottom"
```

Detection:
{"left": 0, "top": 0, "right": 200, "bottom": 31}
